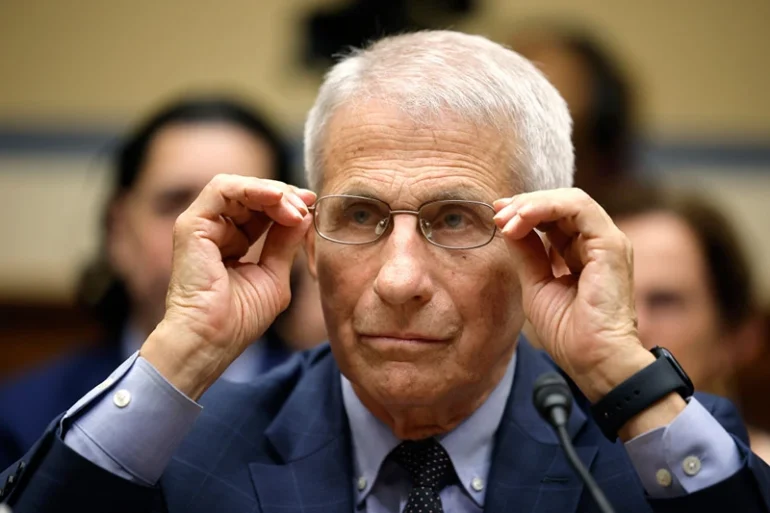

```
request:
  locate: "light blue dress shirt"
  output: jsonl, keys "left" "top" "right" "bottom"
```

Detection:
{"left": 342, "top": 354, "right": 516, "bottom": 512}
{"left": 63, "top": 346, "right": 743, "bottom": 508}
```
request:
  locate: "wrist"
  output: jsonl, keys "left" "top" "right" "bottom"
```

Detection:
{"left": 584, "top": 343, "right": 689, "bottom": 442}
{"left": 577, "top": 344, "right": 655, "bottom": 403}
{"left": 139, "top": 320, "right": 222, "bottom": 401}
{"left": 617, "top": 392, "right": 686, "bottom": 442}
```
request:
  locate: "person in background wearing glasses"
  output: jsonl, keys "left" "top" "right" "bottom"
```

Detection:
{"left": 2, "top": 31, "right": 769, "bottom": 513}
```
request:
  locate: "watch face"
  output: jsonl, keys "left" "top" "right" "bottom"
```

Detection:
{"left": 653, "top": 346, "right": 695, "bottom": 393}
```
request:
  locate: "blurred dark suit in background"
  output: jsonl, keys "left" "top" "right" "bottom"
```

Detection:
{"left": 0, "top": 96, "right": 327, "bottom": 469}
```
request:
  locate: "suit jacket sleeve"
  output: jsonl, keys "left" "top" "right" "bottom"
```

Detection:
{"left": 646, "top": 396, "right": 770, "bottom": 513}
{"left": 0, "top": 415, "right": 165, "bottom": 513}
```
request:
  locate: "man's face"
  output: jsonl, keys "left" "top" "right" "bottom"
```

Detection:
{"left": 109, "top": 122, "right": 276, "bottom": 335}
{"left": 617, "top": 212, "right": 726, "bottom": 389}
{"left": 308, "top": 102, "right": 525, "bottom": 415}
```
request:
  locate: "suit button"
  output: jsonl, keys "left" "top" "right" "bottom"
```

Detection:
{"left": 5, "top": 474, "right": 13, "bottom": 487}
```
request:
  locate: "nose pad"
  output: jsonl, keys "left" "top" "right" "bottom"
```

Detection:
{"left": 420, "top": 218, "right": 434, "bottom": 241}
{"left": 375, "top": 218, "right": 389, "bottom": 236}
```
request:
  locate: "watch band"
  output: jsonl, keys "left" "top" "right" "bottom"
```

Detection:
{"left": 590, "top": 351, "right": 693, "bottom": 441}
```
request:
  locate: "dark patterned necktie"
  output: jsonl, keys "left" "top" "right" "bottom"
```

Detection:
{"left": 391, "top": 438, "right": 453, "bottom": 513}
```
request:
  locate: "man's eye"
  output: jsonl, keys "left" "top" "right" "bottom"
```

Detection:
{"left": 343, "top": 204, "right": 381, "bottom": 225}
{"left": 350, "top": 209, "right": 372, "bottom": 224}
{"left": 442, "top": 212, "right": 466, "bottom": 228}
{"left": 431, "top": 207, "right": 479, "bottom": 231}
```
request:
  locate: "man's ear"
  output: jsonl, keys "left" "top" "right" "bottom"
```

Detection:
{"left": 304, "top": 226, "right": 318, "bottom": 280}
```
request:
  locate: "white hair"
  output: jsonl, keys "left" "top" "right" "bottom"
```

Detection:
{"left": 304, "top": 30, "right": 574, "bottom": 193}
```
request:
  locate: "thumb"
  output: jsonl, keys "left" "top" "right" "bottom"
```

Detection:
{"left": 258, "top": 214, "right": 313, "bottom": 281}
{"left": 506, "top": 229, "right": 554, "bottom": 295}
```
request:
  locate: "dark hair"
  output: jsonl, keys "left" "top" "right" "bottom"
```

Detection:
{"left": 604, "top": 186, "right": 755, "bottom": 330}
{"left": 510, "top": 23, "right": 635, "bottom": 181}
{"left": 77, "top": 96, "right": 292, "bottom": 337}
{"left": 561, "top": 33, "right": 634, "bottom": 173}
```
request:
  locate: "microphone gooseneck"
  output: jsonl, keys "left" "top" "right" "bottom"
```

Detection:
{"left": 533, "top": 372, "right": 616, "bottom": 513}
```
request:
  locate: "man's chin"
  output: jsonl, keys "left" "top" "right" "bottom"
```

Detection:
{"left": 360, "top": 365, "right": 449, "bottom": 406}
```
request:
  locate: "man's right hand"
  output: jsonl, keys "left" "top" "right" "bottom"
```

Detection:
{"left": 140, "top": 175, "right": 316, "bottom": 400}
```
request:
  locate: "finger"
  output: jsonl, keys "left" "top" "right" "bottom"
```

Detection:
{"left": 292, "top": 187, "right": 317, "bottom": 206}
{"left": 492, "top": 197, "right": 515, "bottom": 212}
{"left": 239, "top": 212, "right": 274, "bottom": 244}
{"left": 548, "top": 243, "right": 572, "bottom": 278}
{"left": 186, "top": 175, "right": 309, "bottom": 230}
{"left": 189, "top": 175, "right": 284, "bottom": 219}
{"left": 243, "top": 214, "right": 314, "bottom": 308}
{"left": 494, "top": 188, "right": 615, "bottom": 240}
{"left": 505, "top": 228, "right": 554, "bottom": 293}
{"left": 543, "top": 226, "right": 584, "bottom": 275}
{"left": 219, "top": 224, "right": 251, "bottom": 262}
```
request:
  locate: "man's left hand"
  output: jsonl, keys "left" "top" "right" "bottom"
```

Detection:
{"left": 493, "top": 188, "right": 656, "bottom": 405}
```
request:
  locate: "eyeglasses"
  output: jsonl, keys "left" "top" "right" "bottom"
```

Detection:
{"left": 309, "top": 194, "right": 497, "bottom": 249}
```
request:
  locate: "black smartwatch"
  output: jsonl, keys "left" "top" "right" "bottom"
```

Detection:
{"left": 591, "top": 346, "right": 694, "bottom": 441}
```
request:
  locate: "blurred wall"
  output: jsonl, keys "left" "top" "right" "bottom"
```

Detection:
{"left": 1, "top": 0, "right": 769, "bottom": 302}
{"left": 1, "top": 0, "right": 769, "bottom": 135}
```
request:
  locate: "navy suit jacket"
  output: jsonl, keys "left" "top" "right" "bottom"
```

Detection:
{"left": 0, "top": 344, "right": 122, "bottom": 470}
{"left": 0, "top": 330, "right": 291, "bottom": 471}
{"left": 2, "top": 341, "right": 770, "bottom": 512}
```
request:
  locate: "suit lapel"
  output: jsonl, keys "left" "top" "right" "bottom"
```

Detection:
{"left": 249, "top": 351, "right": 355, "bottom": 513}
{"left": 485, "top": 341, "right": 597, "bottom": 513}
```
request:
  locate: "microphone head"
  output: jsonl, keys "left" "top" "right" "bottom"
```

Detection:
{"left": 532, "top": 372, "right": 573, "bottom": 426}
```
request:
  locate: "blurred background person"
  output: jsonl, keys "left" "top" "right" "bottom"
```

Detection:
{"left": 510, "top": 23, "right": 641, "bottom": 203}
{"left": 0, "top": 96, "right": 326, "bottom": 468}
{"left": 605, "top": 186, "right": 770, "bottom": 462}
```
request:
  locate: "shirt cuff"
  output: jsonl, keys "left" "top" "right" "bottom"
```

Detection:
{"left": 63, "top": 353, "right": 202, "bottom": 485}
{"left": 624, "top": 397, "right": 742, "bottom": 498}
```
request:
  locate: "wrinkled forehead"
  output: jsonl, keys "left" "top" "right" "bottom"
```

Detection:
{"left": 320, "top": 101, "right": 516, "bottom": 204}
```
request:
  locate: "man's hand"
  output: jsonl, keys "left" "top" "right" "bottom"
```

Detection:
{"left": 140, "top": 175, "right": 316, "bottom": 400}
{"left": 493, "top": 188, "right": 685, "bottom": 438}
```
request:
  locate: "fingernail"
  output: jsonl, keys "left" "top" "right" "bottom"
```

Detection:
{"left": 493, "top": 197, "right": 514, "bottom": 208}
{"left": 287, "top": 194, "right": 309, "bottom": 216}
{"left": 299, "top": 188, "right": 317, "bottom": 198}
{"left": 493, "top": 203, "right": 516, "bottom": 221}
{"left": 501, "top": 214, "right": 520, "bottom": 235}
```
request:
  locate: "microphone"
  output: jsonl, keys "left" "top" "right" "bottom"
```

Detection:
{"left": 533, "top": 372, "right": 616, "bottom": 513}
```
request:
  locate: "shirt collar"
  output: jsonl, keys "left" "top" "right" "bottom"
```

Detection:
{"left": 341, "top": 349, "right": 516, "bottom": 508}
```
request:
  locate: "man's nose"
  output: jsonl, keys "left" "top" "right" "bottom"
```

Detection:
{"left": 373, "top": 215, "right": 434, "bottom": 306}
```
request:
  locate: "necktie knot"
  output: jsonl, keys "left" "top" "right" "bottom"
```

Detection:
{"left": 392, "top": 438, "right": 453, "bottom": 491}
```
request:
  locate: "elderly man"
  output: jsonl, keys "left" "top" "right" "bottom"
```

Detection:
{"left": 1, "top": 31, "right": 768, "bottom": 513}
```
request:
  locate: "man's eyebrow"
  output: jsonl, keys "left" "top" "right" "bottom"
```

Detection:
{"left": 429, "top": 190, "right": 490, "bottom": 202}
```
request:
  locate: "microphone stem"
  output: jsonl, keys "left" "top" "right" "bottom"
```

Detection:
{"left": 555, "top": 424, "right": 616, "bottom": 513}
